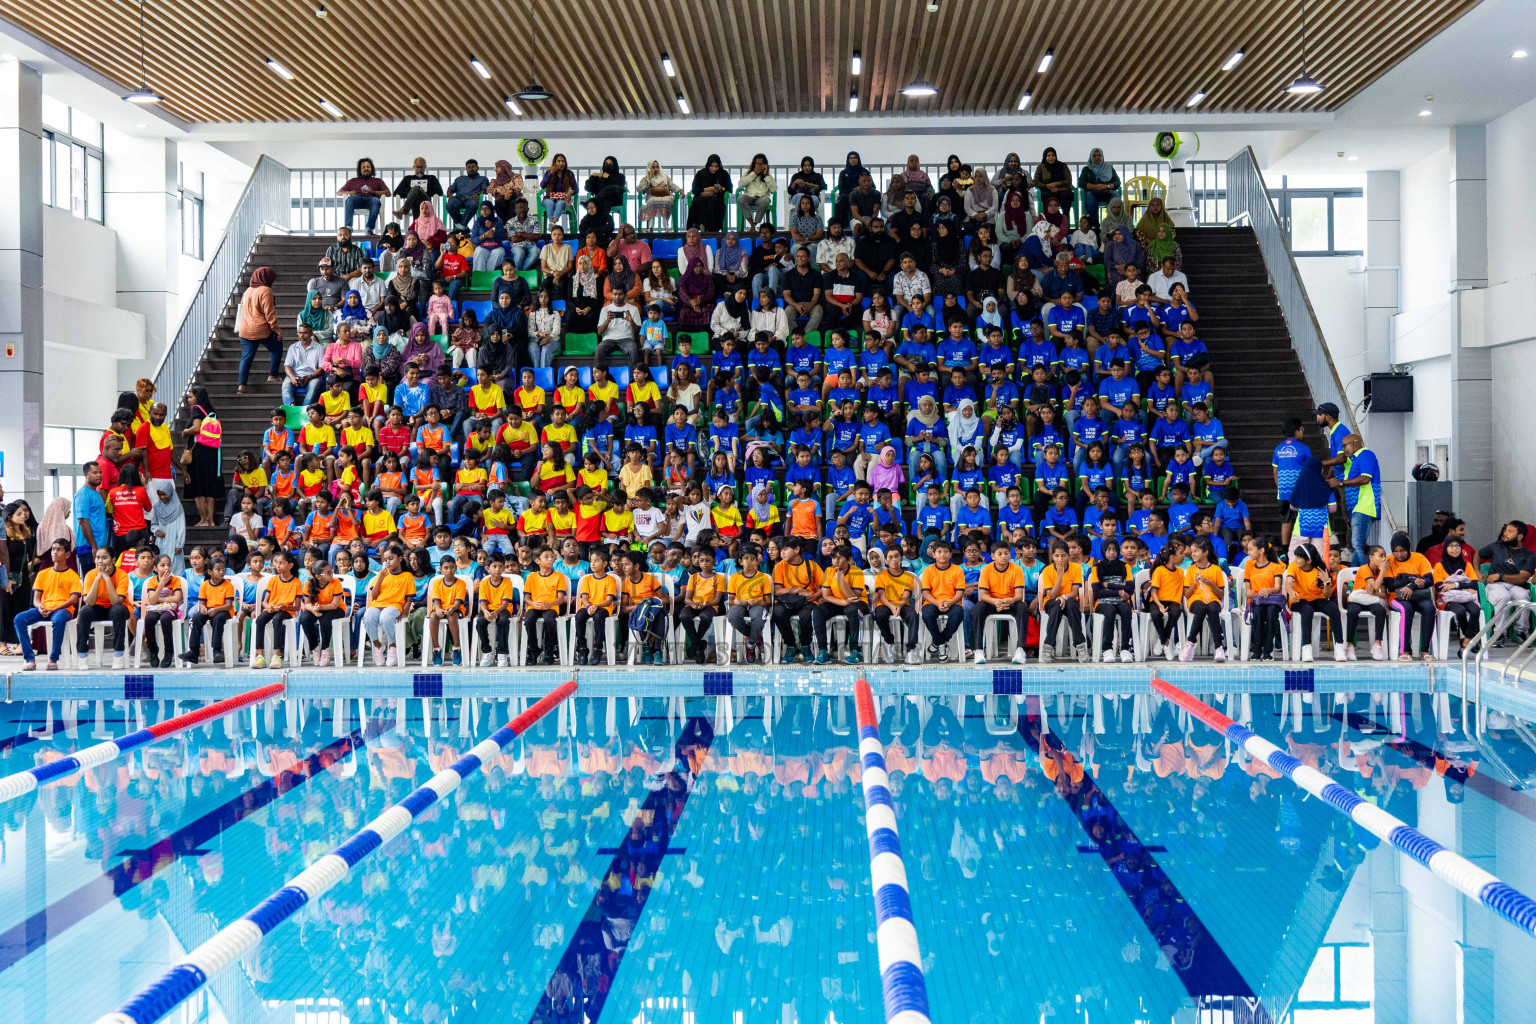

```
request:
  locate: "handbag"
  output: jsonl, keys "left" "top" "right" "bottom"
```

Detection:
{"left": 179, "top": 447, "right": 194, "bottom": 467}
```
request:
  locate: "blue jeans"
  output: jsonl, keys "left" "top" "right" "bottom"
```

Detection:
{"left": 542, "top": 198, "right": 568, "bottom": 227}
{"left": 750, "top": 268, "right": 782, "bottom": 302}
{"left": 528, "top": 339, "right": 558, "bottom": 368}
{"left": 344, "top": 195, "right": 381, "bottom": 231}
{"left": 482, "top": 534, "right": 515, "bottom": 556}
{"left": 1349, "top": 513, "right": 1378, "bottom": 565}
{"left": 446, "top": 196, "right": 478, "bottom": 227}
{"left": 472, "top": 246, "right": 506, "bottom": 273}
{"left": 16, "top": 607, "right": 73, "bottom": 663}
{"left": 509, "top": 243, "right": 539, "bottom": 270}
{"left": 239, "top": 335, "right": 282, "bottom": 386}
{"left": 283, "top": 376, "right": 324, "bottom": 408}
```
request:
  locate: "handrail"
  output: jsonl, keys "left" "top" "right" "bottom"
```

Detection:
{"left": 1499, "top": 623, "right": 1536, "bottom": 689}
{"left": 1223, "top": 146, "right": 1354, "bottom": 434}
{"left": 153, "top": 155, "right": 291, "bottom": 402}
{"left": 1461, "top": 600, "right": 1533, "bottom": 734}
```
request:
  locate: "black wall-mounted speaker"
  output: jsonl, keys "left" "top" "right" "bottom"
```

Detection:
{"left": 1365, "top": 373, "right": 1414, "bottom": 413}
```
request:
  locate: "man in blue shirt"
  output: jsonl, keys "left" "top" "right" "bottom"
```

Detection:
{"left": 1044, "top": 292, "right": 1085, "bottom": 344}
{"left": 936, "top": 320, "right": 979, "bottom": 376}
{"left": 1272, "top": 417, "right": 1310, "bottom": 546}
{"left": 1337, "top": 434, "right": 1381, "bottom": 565}
{"left": 445, "top": 159, "right": 491, "bottom": 227}
{"left": 73, "top": 463, "right": 109, "bottom": 565}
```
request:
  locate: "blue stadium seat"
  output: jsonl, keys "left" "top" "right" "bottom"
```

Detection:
{"left": 459, "top": 299, "right": 493, "bottom": 322}
{"left": 559, "top": 365, "right": 594, "bottom": 389}
{"left": 652, "top": 366, "right": 670, "bottom": 390}
{"left": 651, "top": 237, "right": 682, "bottom": 260}
{"left": 532, "top": 367, "right": 555, "bottom": 391}
{"left": 611, "top": 365, "right": 632, "bottom": 388}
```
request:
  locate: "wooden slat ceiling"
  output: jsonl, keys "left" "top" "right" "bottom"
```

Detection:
{"left": 1, "top": 0, "right": 1481, "bottom": 124}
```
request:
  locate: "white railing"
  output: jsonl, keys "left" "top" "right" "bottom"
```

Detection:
{"left": 289, "top": 157, "right": 1176, "bottom": 236}
{"left": 1224, "top": 146, "right": 1352, "bottom": 429}
{"left": 154, "top": 155, "right": 291, "bottom": 401}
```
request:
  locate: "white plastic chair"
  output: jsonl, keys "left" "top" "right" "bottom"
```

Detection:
{"left": 420, "top": 574, "right": 474, "bottom": 667}
{"left": 981, "top": 613, "right": 1021, "bottom": 661}
{"left": 566, "top": 574, "right": 620, "bottom": 666}
{"left": 31, "top": 617, "right": 78, "bottom": 667}
{"left": 922, "top": 605, "right": 967, "bottom": 662}
{"left": 627, "top": 573, "right": 672, "bottom": 666}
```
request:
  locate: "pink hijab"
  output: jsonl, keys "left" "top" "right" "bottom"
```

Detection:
{"left": 411, "top": 200, "right": 447, "bottom": 245}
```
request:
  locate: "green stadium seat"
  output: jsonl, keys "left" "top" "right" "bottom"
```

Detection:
{"left": 563, "top": 332, "right": 599, "bottom": 357}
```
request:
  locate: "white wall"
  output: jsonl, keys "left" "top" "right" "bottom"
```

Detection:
{"left": 1296, "top": 255, "right": 1367, "bottom": 404}
{"left": 1487, "top": 94, "right": 1536, "bottom": 287}
{"left": 174, "top": 140, "right": 253, "bottom": 316}
{"left": 1399, "top": 146, "right": 1450, "bottom": 311}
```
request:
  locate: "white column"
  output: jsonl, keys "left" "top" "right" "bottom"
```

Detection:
{"left": 0, "top": 59, "right": 45, "bottom": 507}
{"left": 1447, "top": 126, "right": 1493, "bottom": 542}
{"left": 1364, "top": 170, "right": 1406, "bottom": 530}
{"left": 104, "top": 130, "right": 179, "bottom": 392}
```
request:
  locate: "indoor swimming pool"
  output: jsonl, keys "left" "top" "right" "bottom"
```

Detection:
{"left": 0, "top": 681, "right": 1532, "bottom": 1024}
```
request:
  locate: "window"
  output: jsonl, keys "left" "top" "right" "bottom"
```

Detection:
{"left": 1270, "top": 175, "right": 1365, "bottom": 256}
{"left": 180, "top": 162, "right": 205, "bottom": 259}
{"left": 42, "top": 425, "right": 103, "bottom": 507}
{"left": 40, "top": 104, "right": 104, "bottom": 224}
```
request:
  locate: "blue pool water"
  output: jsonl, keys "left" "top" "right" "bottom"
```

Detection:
{"left": 1, "top": 685, "right": 1533, "bottom": 1023}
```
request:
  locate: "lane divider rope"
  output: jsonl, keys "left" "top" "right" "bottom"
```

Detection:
{"left": 854, "top": 679, "right": 933, "bottom": 1024}
{"left": 1151, "top": 676, "right": 1536, "bottom": 939}
{"left": 0, "top": 682, "right": 286, "bottom": 805}
{"left": 94, "top": 678, "right": 579, "bottom": 1024}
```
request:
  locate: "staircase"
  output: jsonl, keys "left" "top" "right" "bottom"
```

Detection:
{"left": 180, "top": 234, "right": 332, "bottom": 551}
{"left": 1178, "top": 226, "right": 1330, "bottom": 535}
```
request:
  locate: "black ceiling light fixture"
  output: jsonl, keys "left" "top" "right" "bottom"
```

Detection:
{"left": 1286, "top": 0, "right": 1324, "bottom": 95}
{"left": 123, "top": 0, "right": 161, "bottom": 103}
{"left": 514, "top": 0, "right": 555, "bottom": 101}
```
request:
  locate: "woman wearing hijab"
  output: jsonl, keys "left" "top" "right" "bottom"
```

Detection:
{"left": 711, "top": 285, "right": 751, "bottom": 342}
{"left": 996, "top": 191, "right": 1031, "bottom": 264}
{"left": 882, "top": 173, "right": 907, "bottom": 219}
{"left": 605, "top": 254, "right": 641, "bottom": 306}
{"left": 1021, "top": 218, "right": 1058, "bottom": 278}
{"left": 788, "top": 157, "right": 826, "bottom": 202}
{"left": 929, "top": 221, "right": 967, "bottom": 298}
{"left": 1076, "top": 149, "right": 1121, "bottom": 224}
{"left": 937, "top": 155, "right": 966, "bottom": 212}
{"left": 677, "top": 258, "right": 715, "bottom": 329}
{"left": 470, "top": 200, "right": 506, "bottom": 273}
{"left": 964, "top": 168, "right": 998, "bottom": 229}
{"left": 149, "top": 479, "right": 186, "bottom": 575}
{"left": 577, "top": 200, "right": 614, "bottom": 248}
{"left": 236, "top": 266, "right": 282, "bottom": 393}
{"left": 998, "top": 152, "right": 1028, "bottom": 194}
{"left": 1433, "top": 536, "right": 1482, "bottom": 654}
{"left": 929, "top": 195, "right": 959, "bottom": 233}
{"left": 389, "top": 256, "right": 422, "bottom": 317}
{"left": 362, "top": 325, "right": 404, "bottom": 386}
{"left": 375, "top": 222, "right": 406, "bottom": 272}
{"left": 1032, "top": 147, "right": 1074, "bottom": 215}
{"left": 400, "top": 322, "right": 445, "bottom": 377}
{"left": 374, "top": 294, "right": 415, "bottom": 337}
{"left": 1135, "top": 196, "right": 1175, "bottom": 250}
{"left": 736, "top": 153, "right": 776, "bottom": 232}
{"left": 678, "top": 226, "right": 714, "bottom": 275}
{"left": 1098, "top": 197, "right": 1132, "bottom": 247}
{"left": 333, "top": 289, "right": 370, "bottom": 332}
{"left": 540, "top": 153, "right": 577, "bottom": 229}
{"left": 833, "top": 151, "right": 863, "bottom": 223}
{"left": 973, "top": 296, "right": 1004, "bottom": 342}
{"left": 1008, "top": 253, "right": 1044, "bottom": 322}
{"left": 410, "top": 199, "right": 448, "bottom": 247}
{"left": 298, "top": 290, "right": 333, "bottom": 344}
{"left": 1146, "top": 223, "right": 1181, "bottom": 273}
{"left": 1041, "top": 196, "right": 1070, "bottom": 239}
{"left": 568, "top": 255, "right": 602, "bottom": 334}
{"left": 488, "top": 159, "right": 525, "bottom": 221}
{"left": 584, "top": 155, "right": 627, "bottom": 222}
{"left": 688, "top": 154, "right": 732, "bottom": 232}
{"left": 1384, "top": 532, "right": 1436, "bottom": 661}
{"left": 637, "top": 161, "right": 681, "bottom": 229}
{"left": 905, "top": 395, "right": 949, "bottom": 481}
{"left": 901, "top": 154, "right": 933, "bottom": 204}
{"left": 713, "top": 231, "right": 749, "bottom": 296}
{"left": 1103, "top": 226, "right": 1144, "bottom": 288}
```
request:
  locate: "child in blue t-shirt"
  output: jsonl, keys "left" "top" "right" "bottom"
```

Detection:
{"left": 784, "top": 329, "right": 821, "bottom": 376}
{"left": 1165, "top": 482, "right": 1199, "bottom": 533}
{"left": 1164, "top": 446, "right": 1200, "bottom": 493}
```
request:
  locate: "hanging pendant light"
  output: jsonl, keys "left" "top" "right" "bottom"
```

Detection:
{"left": 515, "top": 1, "right": 556, "bottom": 101}
{"left": 123, "top": 1, "right": 161, "bottom": 103}
{"left": 1286, "top": 0, "right": 1324, "bottom": 95}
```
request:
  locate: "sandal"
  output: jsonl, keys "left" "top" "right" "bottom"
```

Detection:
{"left": 1397, "top": 652, "right": 1413, "bottom": 663}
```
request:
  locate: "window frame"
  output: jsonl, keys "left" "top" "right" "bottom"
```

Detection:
{"left": 179, "top": 162, "right": 205, "bottom": 260}
{"left": 1271, "top": 175, "right": 1365, "bottom": 257}
{"left": 40, "top": 116, "right": 105, "bottom": 224}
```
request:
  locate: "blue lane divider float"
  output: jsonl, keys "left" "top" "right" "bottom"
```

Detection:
{"left": 94, "top": 679, "right": 579, "bottom": 1024}
{"left": 1151, "top": 677, "right": 1536, "bottom": 939}
{"left": 854, "top": 679, "right": 933, "bottom": 1024}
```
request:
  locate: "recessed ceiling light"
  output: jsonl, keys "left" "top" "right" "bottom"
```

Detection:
{"left": 676, "top": 92, "right": 689, "bottom": 114}
{"left": 469, "top": 56, "right": 491, "bottom": 80}
{"left": 1418, "top": 108, "right": 1432, "bottom": 116}
{"left": 901, "top": 77, "right": 938, "bottom": 97}
{"left": 1037, "top": 50, "right": 1053, "bottom": 74}
{"left": 1513, "top": 49, "right": 1528, "bottom": 59}
{"left": 1017, "top": 91, "right": 1031, "bottom": 111}
{"left": 135, "top": 121, "right": 148, "bottom": 128}
{"left": 661, "top": 53, "right": 675, "bottom": 77}
{"left": 319, "top": 99, "right": 344, "bottom": 118}
{"left": 1186, "top": 89, "right": 1206, "bottom": 107}
{"left": 1348, "top": 155, "right": 1358, "bottom": 161}
{"left": 848, "top": 90, "right": 859, "bottom": 113}
{"left": 264, "top": 58, "right": 295, "bottom": 81}
{"left": 409, "top": 95, "right": 419, "bottom": 104}
{"left": 1221, "top": 49, "right": 1246, "bottom": 71}
{"left": 504, "top": 96, "right": 522, "bottom": 116}
{"left": 850, "top": 51, "right": 861, "bottom": 76}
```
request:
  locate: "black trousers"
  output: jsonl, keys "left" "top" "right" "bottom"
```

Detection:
{"left": 184, "top": 609, "right": 231, "bottom": 657}
{"left": 254, "top": 610, "right": 291, "bottom": 653}
{"left": 298, "top": 608, "right": 344, "bottom": 649}
{"left": 77, "top": 603, "right": 131, "bottom": 654}
{"left": 1443, "top": 600, "right": 1480, "bottom": 642}
{"left": 1147, "top": 605, "right": 1180, "bottom": 644}
{"left": 1346, "top": 602, "right": 1386, "bottom": 644}
{"left": 1096, "top": 601, "right": 1133, "bottom": 651}
{"left": 1248, "top": 603, "right": 1282, "bottom": 657}
{"left": 1041, "top": 598, "right": 1084, "bottom": 647}
{"left": 813, "top": 603, "right": 861, "bottom": 651}
{"left": 675, "top": 605, "right": 716, "bottom": 653}
{"left": 772, "top": 595, "right": 814, "bottom": 649}
{"left": 1294, "top": 598, "right": 1341, "bottom": 647}
{"left": 1187, "top": 600, "right": 1224, "bottom": 648}
{"left": 477, "top": 610, "right": 513, "bottom": 655}
{"left": 968, "top": 601, "right": 1028, "bottom": 653}
{"left": 143, "top": 610, "right": 177, "bottom": 658}
{"left": 523, "top": 608, "right": 559, "bottom": 659}
{"left": 873, "top": 604, "right": 918, "bottom": 650}
{"left": 572, "top": 608, "right": 609, "bottom": 654}
{"left": 1396, "top": 594, "right": 1436, "bottom": 654}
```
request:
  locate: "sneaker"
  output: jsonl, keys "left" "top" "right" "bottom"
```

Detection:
{"left": 1334, "top": 645, "right": 1347, "bottom": 662}
{"left": 270, "top": 654, "right": 282, "bottom": 669}
{"left": 1102, "top": 649, "right": 1116, "bottom": 663}
{"left": 497, "top": 655, "right": 510, "bottom": 668}
{"left": 928, "top": 644, "right": 941, "bottom": 663}
{"left": 1074, "top": 643, "right": 1090, "bottom": 664}
{"left": 1164, "top": 645, "right": 1176, "bottom": 662}
{"left": 452, "top": 650, "right": 462, "bottom": 667}
{"left": 781, "top": 647, "right": 797, "bottom": 665}
{"left": 372, "top": 644, "right": 385, "bottom": 667}
{"left": 844, "top": 650, "right": 862, "bottom": 665}
{"left": 1213, "top": 647, "right": 1227, "bottom": 663}
{"left": 252, "top": 655, "right": 265, "bottom": 669}
{"left": 112, "top": 654, "right": 125, "bottom": 670}
{"left": 479, "top": 652, "right": 495, "bottom": 667}
{"left": 1151, "top": 641, "right": 1164, "bottom": 658}
{"left": 1371, "top": 642, "right": 1385, "bottom": 661}
{"left": 975, "top": 650, "right": 988, "bottom": 666}
{"left": 1301, "top": 645, "right": 1314, "bottom": 663}
{"left": 1039, "top": 646, "right": 1054, "bottom": 664}
{"left": 433, "top": 651, "right": 444, "bottom": 667}
{"left": 385, "top": 648, "right": 397, "bottom": 667}
{"left": 815, "top": 650, "right": 830, "bottom": 665}
{"left": 652, "top": 651, "right": 666, "bottom": 666}
{"left": 906, "top": 647, "right": 922, "bottom": 665}
{"left": 1012, "top": 649, "right": 1027, "bottom": 665}
{"left": 1345, "top": 645, "right": 1357, "bottom": 661}
{"left": 1120, "top": 650, "right": 1135, "bottom": 663}
{"left": 1178, "top": 641, "right": 1195, "bottom": 663}
{"left": 20, "top": 661, "right": 35, "bottom": 672}
{"left": 76, "top": 655, "right": 89, "bottom": 671}
{"left": 938, "top": 643, "right": 950, "bottom": 663}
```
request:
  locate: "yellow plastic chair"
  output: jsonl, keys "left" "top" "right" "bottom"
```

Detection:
{"left": 1123, "top": 176, "right": 1167, "bottom": 222}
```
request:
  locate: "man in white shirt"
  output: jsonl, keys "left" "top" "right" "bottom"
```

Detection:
{"left": 1147, "top": 256, "right": 1190, "bottom": 301}
{"left": 892, "top": 253, "right": 933, "bottom": 318}
{"left": 352, "top": 258, "right": 387, "bottom": 311}
{"left": 282, "top": 325, "right": 327, "bottom": 407}
{"left": 594, "top": 299, "right": 642, "bottom": 367}
{"left": 814, "top": 220, "right": 856, "bottom": 274}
